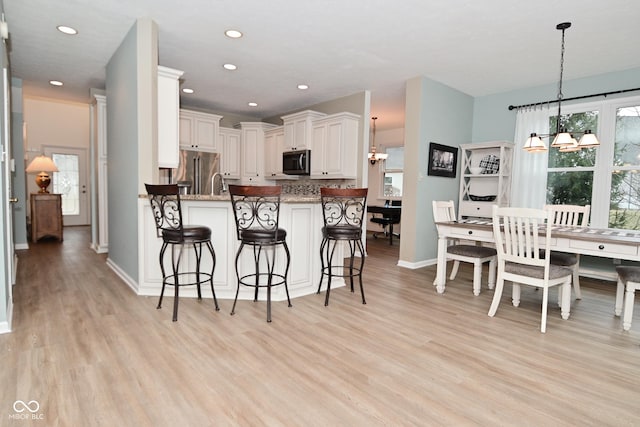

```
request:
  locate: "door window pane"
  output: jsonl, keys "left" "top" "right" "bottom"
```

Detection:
{"left": 609, "top": 105, "right": 640, "bottom": 229}
{"left": 52, "top": 153, "right": 80, "bottom": 216}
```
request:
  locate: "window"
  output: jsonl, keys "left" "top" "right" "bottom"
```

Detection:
{"left": 381, "top": 146, "right": 403, "bottom": 198}
{"left": 544, "top": 95, "right": 640, "bottom": 230}
{"left": 52, "top": 153, "right": 80, "bottom": 216}
{"left": 546, "top": 110, "right": 598, "bottom": 206}
{"left": 610, "top": 105, "right": 640, "bottom": 229}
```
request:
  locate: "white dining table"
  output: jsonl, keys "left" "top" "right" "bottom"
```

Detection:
{"left": 434, "top": 218, "right": 640, "bottom": 317}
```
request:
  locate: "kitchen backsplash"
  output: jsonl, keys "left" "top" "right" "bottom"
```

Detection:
{"left": 280, "top": 178, "right": 356, "bottom": 195}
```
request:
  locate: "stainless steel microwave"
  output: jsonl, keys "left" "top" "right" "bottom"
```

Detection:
{"left": 282, "top": 150, "right": 311, "bottom": 175}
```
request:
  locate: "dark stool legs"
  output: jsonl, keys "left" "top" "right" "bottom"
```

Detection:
{"left": 230, "top": 241, "right": 291, "bottom": 322}
{"left": 157, "top": 240, "right": 219, "bottom": 322}
{"left": 318, "top": 237, "right": 366, "bottom": 306}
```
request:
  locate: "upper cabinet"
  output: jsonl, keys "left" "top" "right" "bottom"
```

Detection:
{"left": 458, "top": 141, "right": 514, "bottom": 219}
{"left": 281, "top": 110, "right": 326, "bottom": 151}
{"left": 264, "top": 126, "right": 288, "bottom": 179}
{"left": 310, "top": 112, "right": 360, "bottom": 179}
{"left": 157, "top": 66, "right": 184, "bottom": 168}
{"left": 179, "top": 109, "right": 223, "bottom": 152}
{"left": 239, "top": 122, "right": 278, "bottom": 184}
{"left": 219, "top": 127, "right": 241, "bottom": 179}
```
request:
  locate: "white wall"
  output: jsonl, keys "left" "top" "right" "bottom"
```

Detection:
{"left": 367, "top": 127, "right": 404, "bottom": 204}
{"left": 23, "top": 97, "right": 90, "bottom": 195}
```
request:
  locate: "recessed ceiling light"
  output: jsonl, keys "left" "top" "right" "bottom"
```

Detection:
{"left": 225, "top": 29, "right": 243, "bottom": 39}
{"left": 297, "top": 84, "right": 309, "bottom": 90}
{"left": 248, "top": 102, "right": 258, "bottom": 107}
{"left": 56, "top": 25, "right": 78, "bottom": 35}
{"left": 49, "top": 80, "right": 63, "bottom": 86}
{"left": 182, "top": 88, "right": 194, "bottom": 94}
{"left": 223, "top": 63, "right": 237, "bottom": 71}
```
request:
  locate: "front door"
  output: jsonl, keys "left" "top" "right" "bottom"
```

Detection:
{"left": 43, "top": 146, "right": 89, "bottom": 226}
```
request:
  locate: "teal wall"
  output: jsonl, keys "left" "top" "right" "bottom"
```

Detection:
{"left": 401, "top": 76, "right": 473, "bottom": 264}
{"left": 105, "top": 19, "right": 158, "bottom": 283}
{"left": 472, "top": 67, "right": 640, "bottom": 143}
{"left": 106, "top": 22, "right": 140, "bottom": 281}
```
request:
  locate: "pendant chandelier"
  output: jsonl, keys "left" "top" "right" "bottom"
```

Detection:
{"left": 523, "top": 22, "right": 600, "bottom": 153}
{"left": 368, "top": 116, "right": 388, "bottom": 165}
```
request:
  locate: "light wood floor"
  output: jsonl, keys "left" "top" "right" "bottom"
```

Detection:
{"left": 2, "top": 227, "right": 639, "bottom": 426}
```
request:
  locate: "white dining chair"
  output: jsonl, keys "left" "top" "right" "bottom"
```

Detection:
{"left": 544, "top": 204, "right": 590, "bottom": 300}
{"left": 432, "top": 200, "right": 496, "bottom": 296}
{"left": 615, "top": 266, "right": 640, "bottom": 331}
{"left": 488, "top": 205, "right": 573, "bottom": 333}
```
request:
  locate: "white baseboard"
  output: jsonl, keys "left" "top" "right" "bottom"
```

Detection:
{"left": 106, "top": 258, "right": 139, "bottom": 293}
{"left": 397, "top": 258, "right": 437, "bottom": 269}
{"left": 91, "top": 243, "right": 109, "bottom": 254}
{"left": 0, "top": 300, "right": 13, "bottom": 334}
{"left": 14, "top": 243, "right": 29, "bottom": 250}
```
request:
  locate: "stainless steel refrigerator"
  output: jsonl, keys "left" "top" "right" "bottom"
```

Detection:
{"left": 171, "top": 150, "right": 220, "bottom": 195}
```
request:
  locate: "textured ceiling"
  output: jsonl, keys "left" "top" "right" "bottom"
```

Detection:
{"left": 4, "top": 0, "right": 640, "bottom": 130}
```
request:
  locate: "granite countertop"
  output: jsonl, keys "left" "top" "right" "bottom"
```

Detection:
{"left": 139, "top": 193, "right": 321, "bottom": 203}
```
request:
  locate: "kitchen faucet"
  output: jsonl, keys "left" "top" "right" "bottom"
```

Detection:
{"left": 211, "top": 172, "right": 226, "bottom": 195}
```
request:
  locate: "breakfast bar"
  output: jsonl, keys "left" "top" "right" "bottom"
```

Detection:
{"left": 137, "top": 194, "right": 346, "bottom": 302}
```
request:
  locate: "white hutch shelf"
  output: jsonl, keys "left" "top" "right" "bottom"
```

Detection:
{"left": 458, "top": 141, "right": 514, "bottom": 219}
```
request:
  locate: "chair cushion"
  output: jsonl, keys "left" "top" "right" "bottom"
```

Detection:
{"left": 240, "top": 228, "right": 287, "bottom": 243}
{"left": 540, "top": 249, "right": 578, "bottom": 266}
{"left": 322, "top": 225, "right": 362, "bottom": 240}
{"left": 616, "top": 266, "right": 640, "bottom": 284}
{"left": 447, "top": 244, "right": 496, "bottom": 258}
{"left": 162, "top": 225, "right": 211, "bottom": 243}
{"left": 505, "top": 262, "right": 573, "bottom": 280}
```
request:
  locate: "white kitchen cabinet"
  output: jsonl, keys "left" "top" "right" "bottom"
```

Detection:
{"left": 219, "top": 127, "right": 241, "bottom": 179}
{"left": 458, "top": 141, "right": 514, "bottom": 219}
{"left": 264, "top": 126, "right": 289, "bottom": 179}
{"left": 239, "top": 122, "right": 278, "bottom": 184}
{"left": 310, "top": 112, "right": 360, "bottom": 179}
{"left": 281, "top": 110, "right": 326, "bottom": 151}
{"left": 179, "top": 109, "right": 223, "bottom": 152}
{"left": 157, "top": 66, "right": 184, "bottom": 168}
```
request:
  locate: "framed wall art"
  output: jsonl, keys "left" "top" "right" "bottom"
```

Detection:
{"left": 427, "top": 142, "right": 458, "bottom": 178}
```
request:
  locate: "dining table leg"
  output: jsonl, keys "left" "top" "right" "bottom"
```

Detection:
{"left": 434, "top": 236, "right": 448, "bottom": 293}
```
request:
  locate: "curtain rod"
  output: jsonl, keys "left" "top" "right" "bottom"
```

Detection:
{"left": 507, "top": 87, "right": 640, "bottom": 111}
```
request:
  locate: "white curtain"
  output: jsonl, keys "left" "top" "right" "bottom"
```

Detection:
{"left": 511, "top": 106, "right": 550, "bottom": 208}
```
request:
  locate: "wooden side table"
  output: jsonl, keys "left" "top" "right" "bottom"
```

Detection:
{"left": 30, "top": 193, "right": 63, "bottom": 243}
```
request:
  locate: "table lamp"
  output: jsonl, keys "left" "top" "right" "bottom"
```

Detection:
{"left": 25, "top": 155, "right": 59, "bottom": 193}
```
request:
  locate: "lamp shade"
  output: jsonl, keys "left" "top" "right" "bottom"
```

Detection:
{"left": 523, "top": 133, "right": 547, "bottom": 152}
{"left": 25, "top": 155, "right": 58, "bottom": 193}
{"left": 26, "top": 155, "right": 59, "bottom": 173}
{"left": 550, "top": 131, "right": 574, "bottom": 147}
{"left": 578, "top": 130, "right": 600, "bottom": 148}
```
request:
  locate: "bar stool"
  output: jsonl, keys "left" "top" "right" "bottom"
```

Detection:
{"left": 228, "top": 185, "right": 291, "bottom": 322}
{"left": 317, "top": 187, "right": 368, "bottom": 306}
{"left": 145, "top": 184, "right": 219, "bottom": 321}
